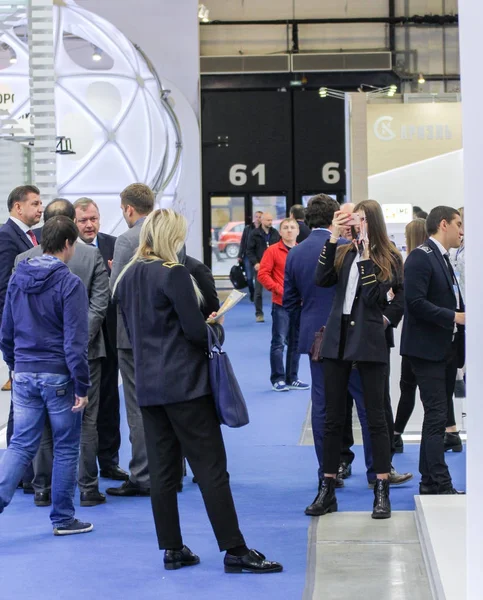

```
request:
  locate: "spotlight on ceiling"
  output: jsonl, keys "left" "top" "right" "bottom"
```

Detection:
{"left": 418, "top": 73, "right": 426, "bottom": 84}
{"left": 318, "top": 87, "right": 328, "bottom": 98}
{"left": 9, "top": 53, "right": 17, "bottom": 64}
{"left": 92, "top": 47, "right": 102, "bottom": 62}
{"left": 387, "top": 84, "right": 397, "bottom": 97}
{"left": 198, "top": 4, "right": 210, "bottom": 22}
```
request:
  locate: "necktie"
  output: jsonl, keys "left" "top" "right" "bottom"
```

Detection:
{"left": 443, "top": 253, "right": 457, "bottom": 283}
{"left": 26, "top": 230, "right": 38, "bottom": 247}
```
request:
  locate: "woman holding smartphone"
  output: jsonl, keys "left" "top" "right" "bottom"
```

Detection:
{"left": 314, "top": 200, "right": 403, "bottom": 519}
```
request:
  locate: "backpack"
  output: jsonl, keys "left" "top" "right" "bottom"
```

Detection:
{"left": 229, "top": 264, "right": 248, "bottom": 290}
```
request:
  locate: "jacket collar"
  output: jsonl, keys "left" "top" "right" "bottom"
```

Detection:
{"left": 427, "top": 238, "right": 454, "bottom": 293}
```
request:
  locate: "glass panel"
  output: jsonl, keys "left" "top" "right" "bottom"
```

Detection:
{"left": 301, "top": 193, "right": 337, "bottom": 207}
{"left": 251, "top": 195, "right": 286, "bottom": 230}
{"left": 210, "top": 195, "right": 245, "bottom": 277}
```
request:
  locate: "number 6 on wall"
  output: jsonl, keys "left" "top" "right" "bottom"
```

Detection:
{"left": 321, "top": 162, "right": 341, "bottom": 184}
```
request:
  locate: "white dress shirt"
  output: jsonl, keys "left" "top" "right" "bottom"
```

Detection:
{"left": 343, "top": 252, "right": 361, "bottom": 315}
{"left": 77, "top": 236, "right": 98, "bottom": 247}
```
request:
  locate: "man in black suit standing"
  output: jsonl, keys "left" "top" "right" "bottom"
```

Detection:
{"left": 74, "top": 197, "right": 128, "bottom": 482}
{"left": 0, "top": 185, "right": 42, "bottom": 490}
{"left": 401, "top": 206, "right": 465, "bottom": 495}
{"left": 289, "top": 205, "right": 311, "bottom": 244}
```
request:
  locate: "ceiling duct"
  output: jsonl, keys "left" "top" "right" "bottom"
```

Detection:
{"left": 292, "top": 52, "right": 392, "bottom": 73}
{"left": 200, "top": 54, "right": 290, "bottom": 75}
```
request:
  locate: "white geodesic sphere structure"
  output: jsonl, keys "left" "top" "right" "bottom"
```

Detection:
{"left": 0, "top": 0, "right": 181, "bottom": 233}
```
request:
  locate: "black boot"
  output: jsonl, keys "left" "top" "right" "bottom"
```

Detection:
{"left": 372, "top": 479, "right": 391, "bottom": 520}
{"left": 444, "top": 431, "right": 463, "bottom": 452}
{"left": 305, "top": 477, "right": 338, "bottom": 517}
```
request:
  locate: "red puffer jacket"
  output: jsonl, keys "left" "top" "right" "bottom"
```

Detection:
{"left": 258, "top": 240, "right": 294, "bottom": 306}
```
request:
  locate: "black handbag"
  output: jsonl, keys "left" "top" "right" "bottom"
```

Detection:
{"left": 229, "top": 264, "right": 248, "bottom": 290}
{"left": 207, "top": 326, "right": 249, "bottom": 428}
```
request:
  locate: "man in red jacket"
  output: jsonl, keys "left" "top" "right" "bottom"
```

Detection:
{"left": 258, "top": 218, "right": 310, "bottom": 392}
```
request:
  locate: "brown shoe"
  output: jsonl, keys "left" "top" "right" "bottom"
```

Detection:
{"left": 389, "top": 467, "right": 413, "bottom": 485}
{"left": 1, "top": 378, "right": 11, "bottom": 391}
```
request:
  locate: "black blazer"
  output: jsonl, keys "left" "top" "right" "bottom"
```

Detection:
{"left": 97, "top": 232, "right": 117, "bottom": 350}
{"left": 296, "top": 220, "right": 311, "bottom": 244}
{"left": 401, "top": 238, "right": 465, "bottom": 363}
{"left": 184, "top": 255, "right": 220, "bottom": 320}
{"left": 316, "top": 240, "right": 403, "bottom": 363}
{"left": 115, "top": 260, "right": 223, "bottom": 407}
{"left": 247, "top": 226, "right": 280, "bottom": 265}
{"left": 0, "top": 218, "right": 35, "bottom": 318}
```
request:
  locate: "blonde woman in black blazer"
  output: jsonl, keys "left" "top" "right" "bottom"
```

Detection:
{"left": 314, "top": 200, "right": 403, "bottom": 519}
{"left": 114, "top": 209, "right": 282, "bottom": 575}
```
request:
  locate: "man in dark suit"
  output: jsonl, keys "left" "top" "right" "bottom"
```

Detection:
{"left": 0, "top": 185, "right": 42, "bottom": 490}
{"left": 16, "top": 199, "right": 109, "bottom": 507}
{"left": 107, "top": 183, "right": 155, "bottom": 497}
{"left": 283, "top": 195, "right": 374, "bottom": 514}
{"left": 73, "top": 197, "right": 128, "bottom": 482}
{"left": 290, "top": 204, "right": 311, "bottom": 244}
{"left": 401, "top": 205, "right": 465, "bottom": 495}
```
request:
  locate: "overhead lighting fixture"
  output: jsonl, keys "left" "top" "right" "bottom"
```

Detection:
{"left": 387, "top": 84, "right": 397, "bottom": 97}
{"left": 92, "top": 46, "right": 102, "bottom": 62}
{"left": 9, "top": 53, "right": 16, "bottom": 64}
{"left": 198, "top": 4, "right": 210, "bottom": 22}
{"left": 418, "top": 73, "right": 426, "bottom": 84}
{"left": 318, "top": 87, "right": 328, "bottom": 98}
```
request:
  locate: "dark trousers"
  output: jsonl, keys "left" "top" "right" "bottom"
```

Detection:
{"left": 394, "top": 356, "right": 418, "bottom": 433}
{"left": 324, "top": 359, "right": 391, "bottom": 475}
{"left": 254, "top": 274, "right": 263, "bottom": 317}
{"left": 409, "top": 344, "right": 458, "bottom": 490}
{"left": 243, "top": 256, "right": 255, "bottom": 300}
{"left": 141, "top": 395, "right": 245, "bottom": 551}
{"left": 97, "top": 346, "right": 121, "bottom": 471}
{"left": 7, "top": 391, "right": 34, "bottom": 485}
{"left": 310, "top": 359, "right": 374, "bottom": 481}
{"left": 384, "top": 349, "right": 396, "bottom": 458}
{"left": 270, "top": 304, "right": 301, "bottom": 384}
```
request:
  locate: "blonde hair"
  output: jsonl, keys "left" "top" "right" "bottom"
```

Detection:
{"left": 279, "top": 217, "right": 299, "bottom": 230}
{"left": 405, "top": 218, "right": 427, "bottom": 254}
{"left": 113, "top": 209, "right": 203, "bottom": 305}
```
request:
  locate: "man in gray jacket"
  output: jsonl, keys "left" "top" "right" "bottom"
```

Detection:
{"left": 106, "top": 183, "right": 154, "bottom": 497}
{"left": 15, "top": 199, "right": 109, "bottom": 507}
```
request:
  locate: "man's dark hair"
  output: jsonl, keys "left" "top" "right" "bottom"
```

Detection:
{"left": 414, "top": 210, "right": 428, "bottom": 220}
{"left": 42, "top": 216, "right": 78, "bottom": 254}
{"left": 305, "top": 194, "right": 340, "bottom": 229}
{"left": 7, "top": 185, "right": 40, "bottom": 212}
{"left": 290, "top": 204, "right": 306, "bottom": 221}
{"left": 413, "top": 206, "right": 423, "bottom": 214}
{"left": 426, "top": 206, "right": 460, "bottom": 236}
{"left": 43, "top": 198, "right": 76, "bottom": 222}
{"left": 120, "top": 183, "right": 155, "bottom": 215}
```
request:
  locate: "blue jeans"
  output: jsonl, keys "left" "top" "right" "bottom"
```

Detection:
{"left": 270, "top": 304, "right": 301, "bottom": 384}
{"left": 0, "top": 373, "right": 82, "bottom": 528}
{"left": 243, "top": 256, "right": 255, "bottom": 299}
{"left": 309, "top": 359, "right": 375, "bottom": 481}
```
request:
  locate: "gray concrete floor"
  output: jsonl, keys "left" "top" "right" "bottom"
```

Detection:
{"left": 304, "top": 512, "right": 432, "bottom": 600}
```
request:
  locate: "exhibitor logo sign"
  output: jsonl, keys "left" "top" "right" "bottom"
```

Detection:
{"left": 374, "top": 115, "right": 452, "bottom": 142}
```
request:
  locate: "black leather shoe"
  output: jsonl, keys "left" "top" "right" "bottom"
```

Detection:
{"left": 338, "top": 462, "right": 352, "bottom": 479}
{"left": 439, "top": 487, "right": 465, "bottom": 495}
{"left": 372, "top": 479, "right": 391, "bottom": 519}
{"left": 389, "top": 467, "right": 413, "bottom": 485}
{"left": 34, "top": 491, "right": 51, "bottom": 507}
{"left": 105, "top": 480, "right": 150, "bottom": 497}
{"left": 100, "top": 466, "right": 129, "bottom": 481}
{"left": 419, "top": 483, "right": 438, "bottom": 495}
{"left": 23, "top": 483, "right": 34, "bottom": 495}
{"left": 444, "top": 431, "right": 463, "bottom": 452}
{"left": 224, "top": 549, "right": 283, "bottom": 574}
{"left": 394, "top": 434, "right": 404, "bottom": 454}
{"left": 305, "top": 477, "right": 338, "bottom": 517}
{"left": 80, "top": 490, "right": 106, "bottom": 507}
{"left": 164, "top": 546, "right": 200, "bottom": 570}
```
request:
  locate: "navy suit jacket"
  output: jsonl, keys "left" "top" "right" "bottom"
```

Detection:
{"left": 401, "top": 238, "right": 465, "bottom": 363}
{"left": 0, "top": 218, "right": 35, "bottom": 318}
{"left": 97, "top": 232, "right": 116, "bottom": 276}
{"left": 283, "top": 229, "right": 339, "bottom": 354}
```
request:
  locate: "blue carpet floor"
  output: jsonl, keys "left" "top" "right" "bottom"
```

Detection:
{"left": 0, "top": 295, "right": 466, "bottom": 599}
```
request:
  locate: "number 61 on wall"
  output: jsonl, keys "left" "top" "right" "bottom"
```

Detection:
{"left": 229, "top": 164, "right": 266, "bottom": 186}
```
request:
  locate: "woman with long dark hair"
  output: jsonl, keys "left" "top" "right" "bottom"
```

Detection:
{"left": 114, "top": 209, "right": 282, "bottom": 574}
{"left": 314, "top": 200, "right": 403, "bottom": 519}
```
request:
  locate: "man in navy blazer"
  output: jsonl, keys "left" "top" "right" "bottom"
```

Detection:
{"left": 0, "top": 185, "right": 43, "bottom": 488}
{"left": 73, "top": 197, "right": 128, "bottom": 482}
{"left": 283, "top": 195, "right": 374, "bottom": 512}
{"left": 401, "top": 206, "right": 465, "bottom": 495}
